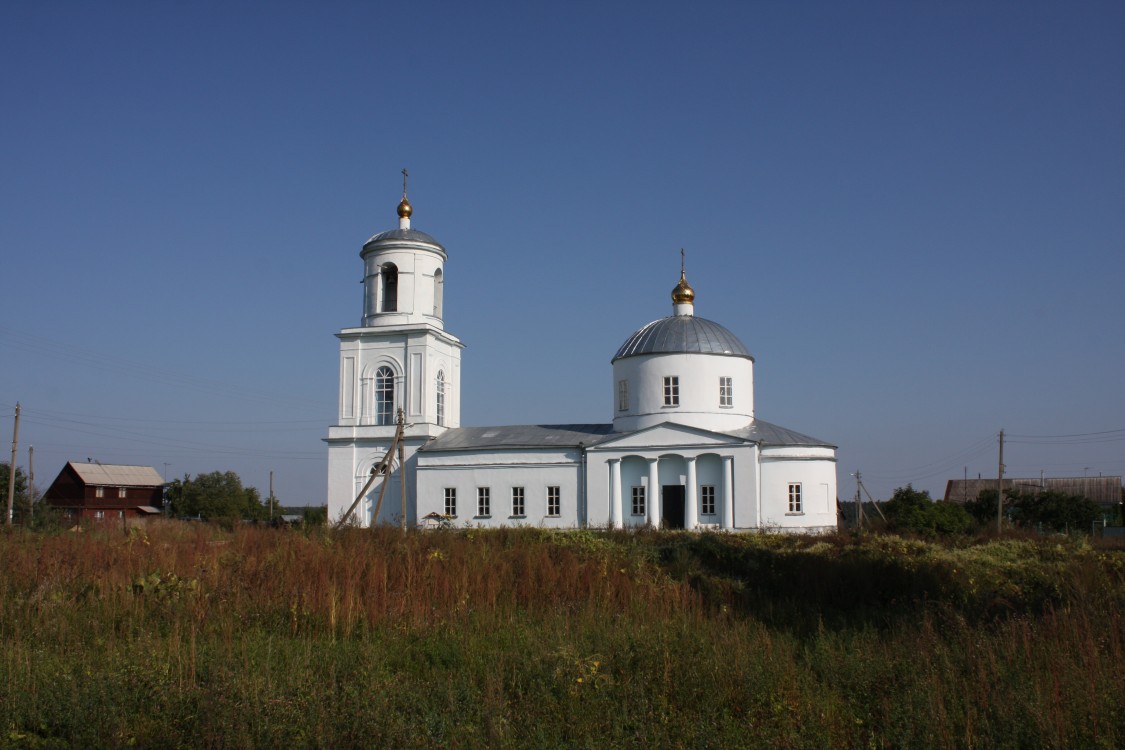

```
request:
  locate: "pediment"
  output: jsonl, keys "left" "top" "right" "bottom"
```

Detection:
{"left": 591, "top": 422, "right": 743, "bottom": 451}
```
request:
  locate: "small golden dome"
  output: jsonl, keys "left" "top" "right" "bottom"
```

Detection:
{"left": 397, "top": 197, "right": 413, "bottom": 219}
{"left": 672, "top": 271, "right": 695, "bottom": 304}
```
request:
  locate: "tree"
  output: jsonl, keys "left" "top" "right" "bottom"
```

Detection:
{"left": 964, "top": 488, "right": 1004, "bottom": 526}
{"left": 883, "top": 484, "right": 974, "bottom": 536}
{"left": 1, "top": 462, "right": 30, "bottom": 525}
{"left": 968, "top": 487, "right": 1103, "bottom": 533}
{"left": 302, "top": 506, "right": 327, "bottom": 526}
{"left": 167, "top": 471, "right": 264, "bottom": 521}
{"left": 1009, "top": 489, "right": 1101, "bottom": 533}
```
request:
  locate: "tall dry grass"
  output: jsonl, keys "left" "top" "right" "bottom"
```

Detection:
{"left": 1, "top": 523, "right": 1122, "bottom": 748}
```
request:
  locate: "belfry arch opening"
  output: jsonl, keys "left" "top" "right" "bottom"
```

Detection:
{"left": 433, "top": 268, "right": 444, "bottom": 318}
{"left": 381, "top": 263, "right": 398, "bottom": 312}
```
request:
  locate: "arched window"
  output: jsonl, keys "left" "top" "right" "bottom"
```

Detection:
{"left": 375, "top": 366, "right": 395, "bottom": 425}
{"left": 436, "top": 370, "right": 446, "bottom": 426}
{"left": 381, "top": 263, "right": 398, "bottom": 313}
{"left": 433, "top": 268, "right": 444, "bottom": 318}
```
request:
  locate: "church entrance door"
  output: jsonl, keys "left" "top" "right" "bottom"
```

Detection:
{"left": 662, "top": 486, "right": 685, "bottom": 529}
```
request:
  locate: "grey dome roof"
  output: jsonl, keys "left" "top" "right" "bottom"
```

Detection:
{"left": 613, "top": 315, "right": 753, "bottom": 362}
{"left": 363, "top": 228, "right": 445, "bottom": 252}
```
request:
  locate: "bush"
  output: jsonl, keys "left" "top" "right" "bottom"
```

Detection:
{"left": 969, "top": 488, "right": 1104, "bottom": 533}
{"left": 884, "top": 485, "right": 974, "bottom": 536}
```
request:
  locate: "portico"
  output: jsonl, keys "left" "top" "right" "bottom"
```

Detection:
{"left": 593, "top": 428, "right": 745, "bottom": 530}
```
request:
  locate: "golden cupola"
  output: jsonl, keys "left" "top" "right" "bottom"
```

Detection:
{"left": 397, "top": 167, "right": 413, "bottom": 228}
{"left": 671, "top": 271, "right": 695, "bottom": 305}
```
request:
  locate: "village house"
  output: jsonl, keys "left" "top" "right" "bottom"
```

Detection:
{"left": 43, "top": 462, "right": 165, "bottom": 523}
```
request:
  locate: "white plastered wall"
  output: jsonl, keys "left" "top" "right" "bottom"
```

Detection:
{"left": 612, "top": 352, "right": 754, "bottom": 434}
{"left": 415, "top": 448, "right": 583, "bottom": 528}
{"left": 757, "top": 446, "right": 837, "bottom": 532}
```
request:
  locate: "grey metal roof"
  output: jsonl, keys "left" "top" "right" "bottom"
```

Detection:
{"left": 68, "top": 462, "right": 164, "bottom": 486}
{"left": 363, "top": 228, "right": 445, "bottom": 252}
{"left": 612, "top": 315, "right": 753, "bottom": 362}
{"left": 419, "top": 420, "right": 832, "bottom": 453}
{"left": 419, "top": 424, "right": 615, "bottom": 452}
{"left": 726, "top": 419, "right": 835, "bottom": 448}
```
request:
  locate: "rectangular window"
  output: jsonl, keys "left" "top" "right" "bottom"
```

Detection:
{"left": 788, "top": 483, "right": 803, "bottom": 513}
{"left": 663, "top": 376, "right": 679, "bottom": 406}
{"left": 95, "top": 486, "right": 105, "bottom": 498}
{"left": 118, "top": 487, "right": 127, "bottom": 499}
{"left": 94, "top": 510, "right": 104, "bottom": 519}
{"left": 617, "top": 379, "right": 629, "bottom": 411}
{"left": 444, "top": 487, "right": 457, "bottom": 517}
{"left": 511, "top": 487, "right": 525, "bottom": 517}
{"left": 547, "top": 486, "right": 561, "bottom": 516}
{"left": 477, "top": 487, "right": 491, "bottom": 517}
{"left": 631, "top": 486, "right": 646, "bottom": 516}
{"left": 719, "top": 377, "right": 733, "bottom": 408}
{"left": 701, "top": 485, "right": 716, "bottom": 515}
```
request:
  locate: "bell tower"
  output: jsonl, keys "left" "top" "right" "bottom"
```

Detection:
{"left": 361, "top": 169, "right": 448, "bottom": 328}
{"left": 326, "top": 173, "right": 464, "bottom": 527}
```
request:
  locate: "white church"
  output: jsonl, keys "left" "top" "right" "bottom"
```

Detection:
{"left": 326, "top": 187, "right": 838, "bottom": 533}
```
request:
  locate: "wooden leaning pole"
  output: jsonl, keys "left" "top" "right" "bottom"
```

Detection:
{"left": 335, "top": 409, "right": 407, "bottom": 529}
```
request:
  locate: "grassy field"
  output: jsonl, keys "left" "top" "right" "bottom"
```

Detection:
{"left": 1, "top": 523, "right": 1122, "bottom": 749}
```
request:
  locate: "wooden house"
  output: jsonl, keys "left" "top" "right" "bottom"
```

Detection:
{"left": 944, "top": 475, "right": 1122, "bottom": 508}
{"left": 43, "top": 462, "right": 165, "bottom": 523}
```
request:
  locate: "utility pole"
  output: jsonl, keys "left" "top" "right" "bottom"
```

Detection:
{"left": 996, "top": 429, "right": 1005, "bottom": 535}
{"left": 7, "top": 403, "right": 19, "bottom": 526}
{"left": 269, "top": 471, "right": 275, "bottom": 520}
{"left": 854, "top": 471, "right": 864, "bottom": 530}
{"left": 857, "top": 474, "right": 887, "bottom": 524}
{"left": 27, "top": 445, "right": 34, "bottom": 525}
{"left": 398, "top": 409, "right": 407, "bottom": 532}
{"left": 337, "top": 413, "right": 406, "bottom": 529}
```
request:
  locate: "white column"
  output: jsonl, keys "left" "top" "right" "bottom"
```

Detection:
{"left": 609, "top": 459, "right": 623, "bottom": 529}
{"left": 685, "top": 456, "right": 698, "bottom": 530}
{"left": 647, "top": 458, "right": 660, "bottom": 528}
{"left": 753, "top": 445, "right": 762, "bottom": 530}
{"left": 722, "top": 455, "right": 734, "bottom": 530}
{"left": 360, "top": 377, "right": 372, "bottom": 425}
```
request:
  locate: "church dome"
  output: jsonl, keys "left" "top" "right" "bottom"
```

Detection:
{"left": 363, "top": 227, "right": 445, "bottom": 252}
{"left": 363, "top": 169, "right": 445, "bottom": 252}
{"left": 612, "top": 315, "right": 753, "bottom": 362}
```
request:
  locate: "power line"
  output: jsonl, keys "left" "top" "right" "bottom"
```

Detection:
{"left": 1007, "top": 427, "right": 1125, "bottom": 439}
{"left": 15, "top": 421, "right": 323, "bottom": 460}
{"left": 1, "top": 403, "right": 325, "bottom": 428}
{"left": 0, "top": 326, "right": 325, "bottom": 411}
{"left": 860, "top": 434, "right": 996, "bottom": 483}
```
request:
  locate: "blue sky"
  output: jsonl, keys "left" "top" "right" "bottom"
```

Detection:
{"left": 2, "top": 1, "right": 1123, "bottom": 506}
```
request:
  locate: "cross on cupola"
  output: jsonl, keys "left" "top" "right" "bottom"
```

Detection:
{"left": 671, "top": 248, "right": 695, "bottom": 315}
{"left": 397, "top": 167, "right": 413, "bottom": 228}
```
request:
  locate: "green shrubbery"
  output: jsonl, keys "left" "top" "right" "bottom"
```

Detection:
{"left": 882, "top": 485, "right": 975, "bottom": 536}
{"left": 165, "top": 470, "right": 264, "bottom": 521}
{"left": 0, "top": 524, "right": 1122, "bottom": 748}
{"left": 965, "top": 487, "right": 1105, "bottom": 532}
